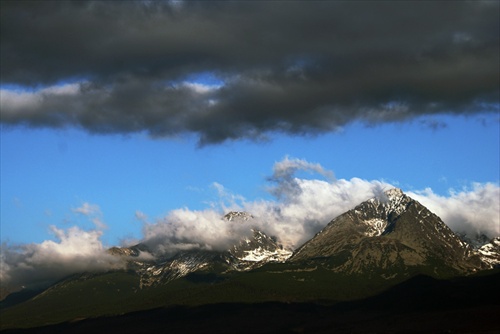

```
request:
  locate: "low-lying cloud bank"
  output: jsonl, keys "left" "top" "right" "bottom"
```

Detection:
{"left": 1, "top": 158, "right": 498, "bottom": 290}
{"left": 142, "top": 158, "right": 499, "bottom": 253}
{"left": 0, "top": 226, "right": 124, "bottom": 290}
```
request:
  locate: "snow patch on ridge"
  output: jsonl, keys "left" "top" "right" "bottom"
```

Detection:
{"left": 478, "top": 238, "right": 500, "bottom": 267}
{"left": 363, "top": 219, "right": 388, "bottom": 237}
{"left": 366, "top": 187, "right": 411, "bottom": 218}
{"left": 239, "top": 247, "right": 292, "bottom": 262}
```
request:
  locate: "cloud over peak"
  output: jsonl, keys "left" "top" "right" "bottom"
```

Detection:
{"left": 1, "top": 1, "right": 498, "bottom": 144}
{"left": 1, "top": 158, "right": 499, "bottom": 290}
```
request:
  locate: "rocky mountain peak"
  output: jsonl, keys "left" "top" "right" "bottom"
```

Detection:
{"left": 478, "top": 237, "right": 500, "bottom": 268}
{"left": 223, "top": 211, "right": 254, "bottom": 222}
{"left": 290, "top": 189, "right": 485, "bottom": 277}
{"left": 106, "top": 210, "right": 292, "bottom": 287}
{"left": 229, "top": 229, "right": 292, "bottom": 267}
{"left": 107, "top": 243, "right": 152, "bottom": 257}
{"left": 384, "top": 187, "right": 405, "bottom": 199}
{"left": 104, "top": 192, "right": 494, "bottom": 288}
{"left": 363, "top": 187, "right": 412, "bottom": 220}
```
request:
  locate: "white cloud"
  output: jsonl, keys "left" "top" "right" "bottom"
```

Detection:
{"left": 40, "top": 83, "right": 81, "bottom": 95}
{"left": 134, "top": 210, "right": 149, "bottom": 223}
{"left": 2, "top": 158, "right": 498, "bottom": 290}
{"left": 243, "top": 177, "right": 392, "bottom": 248}
{"left": 142, "top": 208, "right": 252, "bottom": 255}
{"left": 0, "top": 226, "right": 124, "bottom": 290}
{"left": 268, "top": 156, "right": 335, "bottom": 201}
{"left": 0, "top": 83, "right": 83, "bottom": 113}
{"left": 140, "top": 158, "right": 499, "bottom": 253}
{"left": 211, "top": 182, "right": 246, "bottom": 211}
{"left": 72, "top": 202, "right": 107, "bottom": 230}
{"left": 141, "top": 158, "right": 392, "bottom": 252}
{"left": 72, "top": 202, "right": 100, "bottom": 216}
{"left": 0, "top": 89, "right": 39, "bottom": 111}
{"left": 181, "top": 82, "right": 222, "bottom": 94}
{"left": 408, "top": 183, "right": 500, "bottom": 239}
{"left": 272, "top": 157, "right": 335, "bottom": 181}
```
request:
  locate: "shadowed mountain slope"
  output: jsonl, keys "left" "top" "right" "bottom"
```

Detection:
{"left": 290, "top": 188, "right": 486, "bottom": 277}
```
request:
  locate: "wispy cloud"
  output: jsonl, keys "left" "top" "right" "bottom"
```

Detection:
{"left": 72, "top": 202, "right": 107, "bottom": 230}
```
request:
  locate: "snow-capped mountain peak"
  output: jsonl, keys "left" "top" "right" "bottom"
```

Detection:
{"left": 223, "top": 211, "right": 254, "bottom": 222}
{"left": 230, "top": 228, "right": 292, "bottom": 265}
{"left": 223, "top": 211, "right": 292, "bottom": 265}
{"left": 107, "top": 211, "right": 292, "bottom": 287}
{"left": 366, "top": 187, "right": 412, "bottom": 218}
{"left": 104, "top": 193, "right": 496, "bottom": 289}
{"left": 478, "top": 237, "right": 500, "bottom": 268}
{"left": 290, "top": 188, "right": 486, "bottom": 276}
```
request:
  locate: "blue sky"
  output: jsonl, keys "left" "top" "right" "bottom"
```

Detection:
{"left": 1, "top": 1, "right": 499, "bottom": 251}
{"left": 1, "top": 113, "right": 498, "bottom": 246}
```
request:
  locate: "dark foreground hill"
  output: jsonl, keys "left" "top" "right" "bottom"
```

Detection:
{"left": 2, "top": 270, "right": 499, "bottom": 334}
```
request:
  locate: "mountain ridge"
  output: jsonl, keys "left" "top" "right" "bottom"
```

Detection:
{"left": 1, "top": 188, "right": 498, "bottom": 331}
{"left": 289, "top": 188, "right": 487, "bottom": 277}
{"left": 104, "top": 211, "right": 293, "bottom": 288}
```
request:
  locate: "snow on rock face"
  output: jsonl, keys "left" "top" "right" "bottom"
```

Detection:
{"left": 230, "top": 228, "right": 293, "bottom": 266}
{"left": 290, "top": 188, "right": 486, "bottom": 276}
{"left": 223, "top": 211, "right": 254, "bottom": 222}
{"left": 367, "top": 187, "right": 412, "bottom": 218}
{"left": 137, "top": 251, "right": 225, "bottom": 288}
{"left": 362, "top": 219, "right": 388, "bottom": 237}
{"left": 108, "top": 212, "right": 293, "bottom": 287}
{"left": 240, "top": 247, "right": 293, "bottom": 262}
{"left": 458, "top": 233, "right": 491, "bottom": 249}
{"left": 223, "top": 212, "right": 293, "bottom": 265}
{"left": 478, "top": 237, "right": 500, "bottom": 267}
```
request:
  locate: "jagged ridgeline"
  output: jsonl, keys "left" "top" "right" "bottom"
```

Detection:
{"left": 1, "top": 189, "right": 499, "bottom": 330}
{"left": 105, "top": 210, "right": 293, "bottom": 288}
{"left": 290, "top": 188, "right": 491, "bottom": 277}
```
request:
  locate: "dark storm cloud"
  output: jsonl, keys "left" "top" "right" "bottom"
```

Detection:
{"left": 1, "top": 0, "right": 498, "bottom": 144}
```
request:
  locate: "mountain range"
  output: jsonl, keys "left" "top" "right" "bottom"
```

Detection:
{"left": 110, "top": 189, "right": 498, "bottom": 282}
{"left": 1, "top": 188, "right": 499, "bottom": 332}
